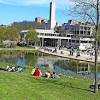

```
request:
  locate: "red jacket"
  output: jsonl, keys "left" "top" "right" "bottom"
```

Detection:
{"left": 33, "top": 68, "right": 41, "bottom": 77}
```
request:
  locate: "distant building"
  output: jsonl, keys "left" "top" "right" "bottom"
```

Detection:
{"left": 62, "top": 20, "right": 94, "bottom": 37}
{"left": 35, "top": 17, "right": 48, "bottom": 23}
{"left": 36, "top": 1, "right": 95, "bottom": 50}
{"left": 61, "top": 20, "right": 94, "bottom": 49}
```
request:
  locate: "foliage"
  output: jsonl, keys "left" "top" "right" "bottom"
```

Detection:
{"left": 0, "top": 25, "right": 19, "bottom": 42}
{"left": 0, "top": 26, "right": 6, "bottom": 42}
{"left": 4, "top": 26, "right": 19, "bottom": 41}
{"left": 24, "top": 53, "right": 38, "bottom": 66}
{"left": 25, "top": 30, "right": 39, "bottom": 45}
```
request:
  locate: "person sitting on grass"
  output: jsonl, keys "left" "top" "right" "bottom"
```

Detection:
{"left": 31, "top": 67, "right": 36, "bottom": 75}
{"left": 33, "top": 68, "right": 42, "bottom": 78}
{"left": 45, "top": 71, "right": 51, "bottom": 78}
{"left": 51, "top": 72, "right": 60, "bottom": 79}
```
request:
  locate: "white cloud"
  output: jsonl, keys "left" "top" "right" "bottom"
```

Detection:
{"left": 0, "top": 0, "right": 71, "bottom": 7}
{"left": 0, "top": 0, "right": 47, "bottom": 5}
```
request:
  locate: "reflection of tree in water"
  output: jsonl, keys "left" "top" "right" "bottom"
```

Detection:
{"left": 0, "top": 51, "right": 38, "bottom": 66}
{"left": 97, "top": 65, "right": 100, "bottom": 72}
{"left": 0, "top": 52, "right": 18, "bottom": 64}
{"left": 24, "top": 53, "right": 38, "bottom": 66}
{"left": 91, "top": 63, "right": 100, "bottom": 73}
{"left": 54, "top": 59, "right": 77, "bottom": 72}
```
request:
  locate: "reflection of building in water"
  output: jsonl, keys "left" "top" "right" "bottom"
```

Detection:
{"left": 77, "top": 61, "right": 90, "bottom": 74}
{"left": 37, "top": 57, "right": 54, "bottom": 69}
{"left": 37, "top": 57, "right": 66, "bottom": 69}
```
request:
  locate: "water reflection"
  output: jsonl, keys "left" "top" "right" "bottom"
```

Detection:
{"left": 16, "top": 56, "right": 25, "bottom": 66}
{"left": 54, "top": 66, "right": 75, "bottom": 75}
{"left": 0, "top": 52, "right": 100, "bottom": 80}
{"left": 76, "top": 61, "right": 91, "bottom": 74}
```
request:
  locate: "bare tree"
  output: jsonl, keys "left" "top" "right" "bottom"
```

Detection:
{"left": 70, "top": 0, "right": 100, "bottom": 93}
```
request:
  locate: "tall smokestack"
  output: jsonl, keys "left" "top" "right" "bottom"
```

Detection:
{"left": 49, "top": 0, "right": 56, "bottom": 30}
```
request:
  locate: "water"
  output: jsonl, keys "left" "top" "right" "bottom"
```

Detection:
{"left": 0, "top": 52, "right": 100, "bottom": 80}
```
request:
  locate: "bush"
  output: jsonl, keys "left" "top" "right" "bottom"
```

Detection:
{"left": 2, "top": 40, "right": 17, "bottom": 48}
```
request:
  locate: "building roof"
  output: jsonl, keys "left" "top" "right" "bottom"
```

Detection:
{"left": 36, "top": 29, "right": 59, "bottom": 34}
{"left": 20, "top": 30, "right": 29, "bottom": 33}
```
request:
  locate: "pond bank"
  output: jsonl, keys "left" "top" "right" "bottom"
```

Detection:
{"left": 0, "top": 47, "right": 49, "bottom": 56}
{"left": 0, "top": 46, "right": 100, "bottom": 63}
{"left": 37, "top": 47, "right": 100, "bottom": 64}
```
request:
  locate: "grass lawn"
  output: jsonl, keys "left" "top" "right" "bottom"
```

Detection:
{"left": 0, "top": 64, "right": 100, "bottom": 100}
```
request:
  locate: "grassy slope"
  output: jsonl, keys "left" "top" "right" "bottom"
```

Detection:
{"left": 0, "top": 64, "right": 100, "bottom": 100}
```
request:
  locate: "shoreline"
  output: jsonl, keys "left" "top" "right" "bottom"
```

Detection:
{"left": 37, "top": 47, "right": 100, "bottom": 64}
{"left": 0, "top": 46, "right": 100, "bottom": 64}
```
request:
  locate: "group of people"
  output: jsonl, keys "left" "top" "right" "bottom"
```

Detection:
{"left": 45, "top": 71, "right": 60, "bottom": 79}
{"left": 69, "top": 47, "right": 81, "bottom": 57}
{"left": 69, "top": 47, "right": 74, "bottom": 56}
{"left": 0, "top": 66, "right": 23, "bottom": 72}
{"left": 31, "top": 67, "right": 60, "bottom": 79}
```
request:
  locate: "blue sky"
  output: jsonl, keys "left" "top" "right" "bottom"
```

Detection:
{"left": 0, "top": 0, "right": 73, "bottom": 25}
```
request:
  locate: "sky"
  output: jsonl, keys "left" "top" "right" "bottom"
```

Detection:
{"left": 0, "top": 0, "right": 73, "bottom": 25}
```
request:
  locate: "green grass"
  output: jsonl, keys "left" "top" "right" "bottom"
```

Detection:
{"left": 0, "top": 63, "right": 100, "bottom": 100}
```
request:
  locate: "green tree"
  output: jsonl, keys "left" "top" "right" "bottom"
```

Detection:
{"left": 0, "top": 26, "right": 5, "bottom": 43}
{"left": 0, "top": 25, "right": 19, "bottom": 47}
{"left": 3, "top": 26, "right": 19, "bottom": 41}
{"left": 25, "top": 30, "right": 39, "bottom": 46}
{"left": 0, "top": 26, "right": 19, "bottom": 41}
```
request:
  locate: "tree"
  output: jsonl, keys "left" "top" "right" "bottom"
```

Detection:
{"left": 0, "top": 26, "right": 19, "bottom": 41}
{"left": 25, "top": 30, "right": 39, "bottom": 46}
{"left": 0, "top": 25, "right": 19, "bottom": 47}
{"left": 0, "top": 26, "right": 5, "bottom": 43}
{"left": 4, "top": 26, "right": 19, "bottom": 41}
{"left": 70, "top": 0, "right": 100, "bottom": 93}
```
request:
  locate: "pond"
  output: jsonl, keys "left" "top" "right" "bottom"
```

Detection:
{"left": 0, "top": 51, "right": 100, "bottom": 80}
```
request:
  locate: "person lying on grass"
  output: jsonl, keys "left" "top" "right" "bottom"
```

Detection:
{"left": 0, "top": 66, "right": 23, "bottom": 72}
{"left": 51, "top": 72, "right": 60, "bottom": 79}
{"left": 45, "top": 71, "right": 60, "bottom": 79}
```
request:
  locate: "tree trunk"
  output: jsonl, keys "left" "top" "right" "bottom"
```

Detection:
{"left": 94, "top": 0, "right": 99, "bottom": 93}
